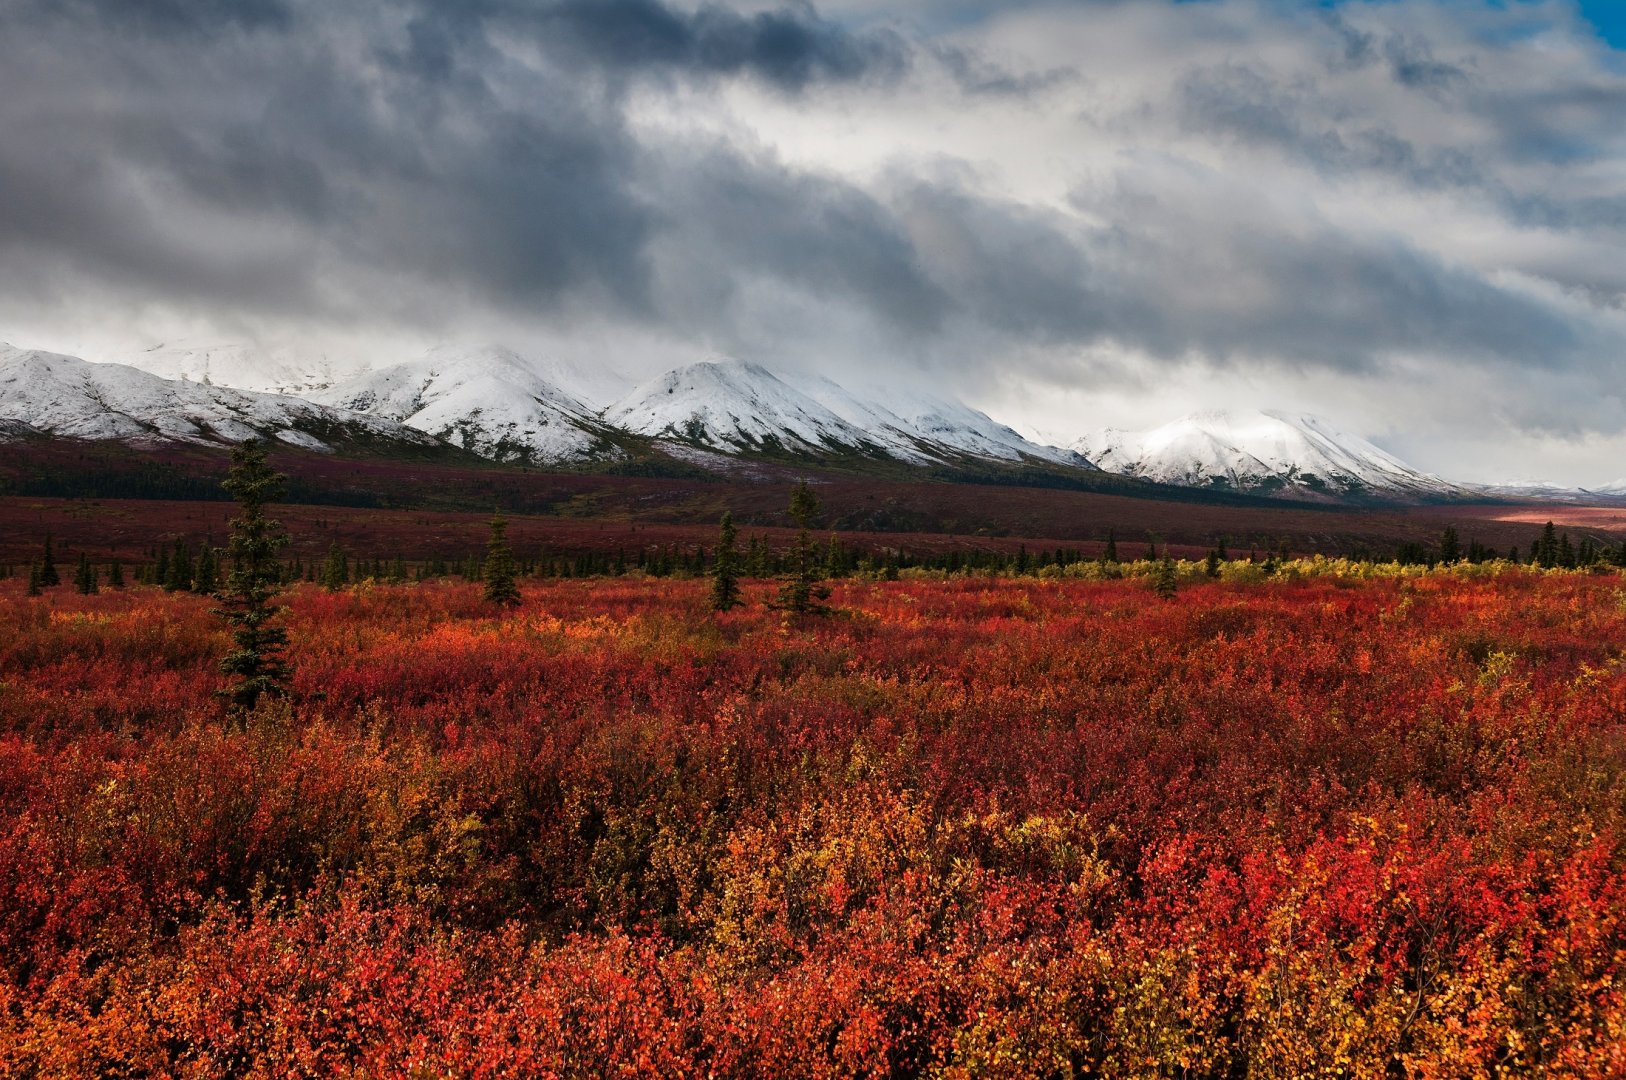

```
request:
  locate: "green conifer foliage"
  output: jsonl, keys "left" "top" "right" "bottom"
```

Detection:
{"left": 711, "top": 512, "right": 742, "bottom": 612}
{"left": 74, "top": 552, "right": 98, "bottom": 595}
{"left": 483, "top": 514, "right": 521, "bottom": 606}
{"left": 776, "top": 481, "right": 831, "bottom": 614}
{"left": 39, "top": 535, "right": 60, "bottom": 587}
{"left": 217, "top": 441, "right": 292, "bottom": 711}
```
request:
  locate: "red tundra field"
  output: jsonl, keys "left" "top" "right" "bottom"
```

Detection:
{"left": 2, "top": 565, "right": 1624, "bottom": 1076}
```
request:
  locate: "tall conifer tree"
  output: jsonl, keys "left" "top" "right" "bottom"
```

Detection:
{"left": 483, "top": 514, "right": 521, "bottom": 606}
{"left": 218, "top": 440, "right": 291, "bottom": 711}
{"left": 711, "top": 512, "right": 742, "bottom": 612}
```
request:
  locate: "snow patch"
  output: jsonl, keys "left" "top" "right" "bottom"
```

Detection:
{"left": 1075, "top": 410, "right": 1460, "bottom": 500}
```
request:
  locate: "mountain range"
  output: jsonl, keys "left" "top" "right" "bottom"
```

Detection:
{"left": 4, "top": 340, "right": 1619, "bottom": 506}
{"left": 1074, "top": 410, "right": 1462, "bottom": 501}
{"left": 0, "top": 344, "right": 442, "bottom": 456}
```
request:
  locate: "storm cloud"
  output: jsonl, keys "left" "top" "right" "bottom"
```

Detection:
{"left": 1, "top": 0, "right": 1624, "bottom": 482}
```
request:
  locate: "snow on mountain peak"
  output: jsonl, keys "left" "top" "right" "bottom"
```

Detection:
{"left": 0, "top": 344, "right": 437, "bottom": 452}
{"left": 313, "top": 344, "right": 617, "bottom": 464}
{"left": 1075, "top": 408, "right": 1458, "bottom": 500}
{"left": 604, "top": 359, "right": 877, "bottom": 455}
{"left": 103, "top": 338, "right": 371, "bottom": 396}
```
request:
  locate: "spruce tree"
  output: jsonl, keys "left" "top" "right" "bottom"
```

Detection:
{"left": 320, "top": 543, "right": 349, "bottom": 591}
{"left": 217, "top": 440, "right": 291, "bottom": 711}
{"left": 483, "top": 514, "right": 521, "bottom": 606}
{"left": 38, "top": 535, "right": 60, "bottom": 587}
{"left": 193, "top": 545, "right": 219, "bottom": 595}
{"left": 1153, "top": 557, "right": 1179, "bottom": 600}
{"left": 1536, "top": 522, "right": 1559, "bottom": 569}
{"left": 107, "top": 559, "right": 125, "bottom": 589}
{"left": 1440, "top": 526, "right": 1461, "bottom": 564}
{"left": 1205, "top": 550, "right": 1222, "bottom": 578}
{"left": 164, "top": 541, "right": 193, "bottom": 592}
{"left": 26, "top": 562, "right": 42, "bottom": 596}
{"left": 1103, "top": 531, "right": 1118, "bottom": 564}
{"left": 777, "top": 480, "right": 830, "bottom": 614}
{"left": 711, "top": 512, "right": 742, "bottom": 612}
{"left": 74, "top": 552, "right": 98, "bottom": 595}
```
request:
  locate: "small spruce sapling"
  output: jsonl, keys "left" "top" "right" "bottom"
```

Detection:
{"left": 711, "top": 512, "right": 742, "bottom": 612}
{"left": 777, "top": 480, "right": 831, "bottom": 614}
{"left": 483, "top": 513, "right": 521, "bottom": 606}
{"left": 1153, "top": 557, "right": 1179, "bottom": 600}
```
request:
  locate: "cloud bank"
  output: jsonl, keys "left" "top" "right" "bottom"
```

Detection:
{"left": 1, "top": 0, "right": 1623, "bottom": 482}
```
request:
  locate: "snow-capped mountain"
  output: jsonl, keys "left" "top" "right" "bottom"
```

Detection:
{"left": 0, "top": 344, "right": 442, "bottom": 454}
{"left": 1467, "top": 479, "right": 1626, "bottom": 504}
{"left": 1075, "top": 410, "right": 1461, "bottom": 501}
{"left": 101, "top": 339, "right": 371, "bottom": 396}
{"left": 786, "top": 374, "right": 1088, "bottom": 468}
{"left": 604, "top": 360, "right": 893, "bottom": 458}
{"left": 604, "top": 358, "right": 1084, "bottom": 467}
{"left": 312, "top": 345, "right": 621, "bottom": 464}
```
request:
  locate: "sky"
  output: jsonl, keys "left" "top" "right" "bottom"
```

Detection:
{"left": 1, "top": 0, "right": 1624, "bottom": 485}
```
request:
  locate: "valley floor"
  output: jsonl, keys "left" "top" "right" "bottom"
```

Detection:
{"left": 2, "top": 568, "right": 1624, "bottom": 1075}
{"left": 5, "top": 491, "right": 1626, "bottom": 570}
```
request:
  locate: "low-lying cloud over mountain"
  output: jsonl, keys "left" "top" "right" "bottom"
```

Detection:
{"left": 2, "top": 0, "right": 1625, "bottom": 485}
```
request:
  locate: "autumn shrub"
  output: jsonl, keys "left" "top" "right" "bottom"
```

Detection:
{"left": 0, "top": 570, "right": 1623, "bottom": 1075}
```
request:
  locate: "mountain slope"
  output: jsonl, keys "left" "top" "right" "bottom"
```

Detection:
{"left": 604, "top": 360, "right": 887, "bottom": 458}
{"left": 0, "top": 344, "right": 444, "bottom": 454}
{"left": 1075, "top": 410, "right": 1460, "bottom": 502}
{"left": 313, "top": 345, "right": 622, "bottom": 464}
{"left": 604, "top": 358, "right": 1090, "bottom": 468}
{"left": 786, "top": 374, "right": 1088, "bottom": 468}
{"left": 104, "top": 339, "right": 371, "bottom": 396}
{"left": 1468, "top": 479, "right": 1626, "bottom": 504}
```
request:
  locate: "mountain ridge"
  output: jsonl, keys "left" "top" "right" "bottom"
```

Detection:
{"left": 0, "top": 344, "right": 447, "bottom": 456}
{"left": 1075, "top": 409, "right": 1465, "bottom": 503}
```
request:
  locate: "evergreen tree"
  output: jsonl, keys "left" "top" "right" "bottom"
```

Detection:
{"left": 26, "top": 562, "right": 42, "bottom": 596}
{"left": 1536, "top": 522, "right": 1559, "bottom": 569}
{"left": 1153, "top": 557, "right": 1179, "bottom": 600}
{"left": 320, "top": 543, "right": 350, "bottom": 591}
{"left": 777, "top": 480, "right": 830, "bottom": 614}
{"left": 1440, "top": 526, "right": 1461, "bottom": 564}
{"left": 74, "top": 552, "right": 98, "bottom": 595}
{"left": 164, "top": 541, "right": 193, "bottom": 592}
{"left": 193, "top": 545, "right": 219, "bottom": 595}
{"left": 483, "top": 514, "right": 521, "bottom": 606}
{"left": 826, "top": 534, "right": 850, "bottom": 578}
{"left": 1103, "top": 531, "right": 1119, "bottom": 564}
{"left": 1558, "top": 532, "right": 1576, "bottom": 569}
{"left": 711, "top": 512, "right": 742, "bottom": 612}
{"left": 106, "top": 559, "right": 125, "bottom": 589}
{"left": 38, "top": 534, "right": 60, "bottom": 587}
{"left": 217, "top": 440, "right": 292, "bottom": 711}
{"left": 1205, "top": 550, "right": 1222, "bottom": 578}
{"left": 746, "top": 535, "right": 770, "bottom": 578}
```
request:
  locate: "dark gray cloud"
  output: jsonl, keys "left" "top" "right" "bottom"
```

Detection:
{"left": 1, "top": 0, "right": 1624, "bottom": 472}
{"left": 530, "top": 0, "right": 911, "bottom": 90}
